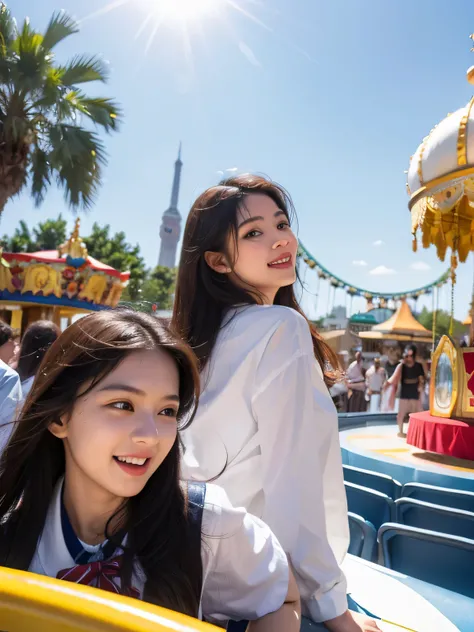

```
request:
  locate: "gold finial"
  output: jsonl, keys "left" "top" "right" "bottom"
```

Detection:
{"left": 58, "top": 218, "right": 88, "bottom": 260}
{"left": 467, "top": 35, "right": 474, "bottom": 84}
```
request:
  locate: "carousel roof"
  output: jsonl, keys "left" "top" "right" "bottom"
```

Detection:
{"left": 6, "top": 250, "right": 129, "bottom": 283}
{"left": 407, "top": 56, "right": 474, "bottom": 264}
{"left": 0, "top": 219, "right": 130, "bottom": 312}
{"left": 359, "top": 300, "right": 432, "bottom": 343}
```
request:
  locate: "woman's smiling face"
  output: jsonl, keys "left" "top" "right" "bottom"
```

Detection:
{"left": 50, "top": 349, "right": 180, "bottom": 502}
{"left": 227, "top": 193, "right": 298, "bottom": 303}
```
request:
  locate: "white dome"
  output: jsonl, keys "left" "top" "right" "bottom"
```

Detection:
{"left": 407, "top": 98, "right": 474, "bottom": 200}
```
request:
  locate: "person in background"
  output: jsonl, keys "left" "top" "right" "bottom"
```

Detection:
{"left": 346, "top": 352, "right": 367, "bottom": 413}
{"left": 384, "top": 344, "right": 425, "bottom": 437}
{"left": 383, "top": 353, "right": 400, "bottom": 380}
{"left": 173, "top": 175, "right": 380, "bottom": 632}
{"left": 17, "top": 321, "right": 60, "bottom": 401}
{"left": 365, "top": 358, "right": 386, "bottom": 414}
{"left": 8, "top": 333, "right": 20, "bottom": 370}
{"left": 0, "top": 322, "right": 16, "bottom": 366}
{"left": 0, "top": 322, "right": 22, "bottom": 452}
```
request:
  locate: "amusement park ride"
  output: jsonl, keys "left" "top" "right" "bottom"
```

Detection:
{"left": 0, "top": 219, "right": 130, "bottom": 333}
{"left": 404, "top": 38, "right": 474, "bottom": 460}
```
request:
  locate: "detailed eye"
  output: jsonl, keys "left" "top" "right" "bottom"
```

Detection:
{"left": 159, "top": 407, "right": 178, "bottom": 418}
{"left": 277, "top": 221, "right": 290, "bottom": 230}
{"left": 109, "top": 401, "right": 134, "bottom": 412}
{"left": 244, "top": 229, "right": 262, "bottom": 239}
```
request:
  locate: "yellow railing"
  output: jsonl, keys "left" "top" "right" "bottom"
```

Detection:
{"left": 0, "top": 567, "right": 219, "bottom": 631}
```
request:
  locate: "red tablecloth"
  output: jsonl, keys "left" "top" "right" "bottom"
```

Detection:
{"left": 407, "top": 411, "right": 474, "bottom": 460}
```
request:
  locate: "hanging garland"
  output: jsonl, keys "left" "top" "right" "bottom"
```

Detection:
{"left": 298, "top": 241, "right": 450, "bottom": 302}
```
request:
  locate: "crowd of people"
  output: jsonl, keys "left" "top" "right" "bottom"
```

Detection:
{"left": 333, "top": 347, "right": 427, "bottom": 437}
{"left": 0, "top": 175, "right": 384, "bottom": 631}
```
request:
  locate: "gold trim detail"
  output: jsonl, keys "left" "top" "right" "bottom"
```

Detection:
{"left": 457, "top": 96, "right": 474, "bottom": 166}
{"left": 417, "top": 138, "right": 428, "bottom": 186}
{"left": 408, "top": 165, "right": 474, "bottom": 209}
{"left": 430, "top": 335, "right": 458, "bottom": 418}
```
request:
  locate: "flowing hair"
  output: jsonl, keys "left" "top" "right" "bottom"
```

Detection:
{"left": 172, "top": 173, "right": 339, "bottom": 385}
{"left": 0, "top": 309, "right": 202, "bottom": 617}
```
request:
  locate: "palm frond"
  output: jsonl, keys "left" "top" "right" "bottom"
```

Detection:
{"left": 30, "top": 147, "right": 51, "bottom": 207}
{"left": 0, "top": 4, "right": 17, "bottom": 56}
{"left": 11, "top": 16, "right": 40, "bottom": 55}
{"left": 47, "top": 124, "right": 106, "bottom": 209}
{"left": 11, "top": 17, "right": 48, "bottom": 92}
{"left": 70, "top": 95, "right": 121, "bottom": 131}
{"left": 58, "top": 54, "right": 108, "bottom": 86}
{"left": 41, "top": 11, "right": 78, "bottom": 51}
{"left": 31, "top": 66, "right": 63, "bottom": 109}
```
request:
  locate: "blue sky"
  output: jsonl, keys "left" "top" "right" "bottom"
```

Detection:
{"left": 8, "top": 0, "right": 474, "bottom": 320}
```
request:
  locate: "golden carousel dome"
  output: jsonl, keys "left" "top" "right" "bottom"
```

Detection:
{"left": 407, "top": 59, "right": 474, "bottom": 266}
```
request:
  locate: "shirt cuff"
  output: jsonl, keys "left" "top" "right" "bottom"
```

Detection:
{"left": 303, "top": 578, "right": 348, "bottom": 623}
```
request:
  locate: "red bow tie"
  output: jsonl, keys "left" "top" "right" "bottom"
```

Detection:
{"left": 57, "top": 555, "right": 139, "bottom": 599}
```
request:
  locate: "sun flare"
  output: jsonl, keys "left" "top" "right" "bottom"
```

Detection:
{"left": 142, "top": 0, "right": 222, "bottom": 22}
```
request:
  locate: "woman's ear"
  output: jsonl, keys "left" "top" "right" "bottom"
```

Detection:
{"left": 204, "top": 251, "right": 232, "bottom": 274}
{"left": 48, "top": 416, "right": 68, "bottom": 439}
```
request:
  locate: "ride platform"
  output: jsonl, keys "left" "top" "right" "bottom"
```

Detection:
{"left": 339, "top": 415, "right": 474, "bottom": 492}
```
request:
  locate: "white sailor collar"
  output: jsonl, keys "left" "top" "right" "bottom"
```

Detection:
{"left": 35, "top": 477, "right": 76, "bottom": 579}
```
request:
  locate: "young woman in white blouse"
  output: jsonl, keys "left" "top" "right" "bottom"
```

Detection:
{"left": 0, "top": 309, "right": 299, "bottom": 630}
{"left": 173, "top": 175, "right": 380, "bottom": 632}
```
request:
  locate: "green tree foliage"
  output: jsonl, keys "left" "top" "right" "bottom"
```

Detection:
{"left": 417, "top": 306, "right": 467, "bottom": 340}
{"left": 1, "top": 219, "right": 33, "bottom": 252}
{"left": 82, "top": 223, "right": 146, "bottom": 301}
{"left": 2, "top": 214, "right": 67, "bottom": 251}
{"left": 0, "top": 4, "right": 121, "bottom": 213}
{"left": 33, "top": 215, "right": 67, "bottom": 250}
{"left": 140, "top": 266, "right": 176, "bottom": 310}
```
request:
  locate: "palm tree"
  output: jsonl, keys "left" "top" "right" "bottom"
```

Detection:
{"left": 0, "top": 4, "right": 121, "bottom": 214}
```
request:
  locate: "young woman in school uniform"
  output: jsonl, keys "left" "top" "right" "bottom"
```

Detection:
{"left": 0, "top": 309, "right": 300, "bottom": 630}
{"left": 173, "top": 175, "right": 380, "bottom": 632}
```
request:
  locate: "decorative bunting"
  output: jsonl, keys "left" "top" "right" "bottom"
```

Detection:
{"left": 298, "top": 241, "right": 450, "bottom": 302}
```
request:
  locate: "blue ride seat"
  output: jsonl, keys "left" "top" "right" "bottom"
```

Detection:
{"left": 343, "top": 464, "right": 402, "bottom": 499}
{"left": 348, "top": 512, "right": 377, "bottom": 561}
{"left": 344, "top": 482, "right": 395, "bottom": 531}
{"left": 402, "top": 482, "right": 474, "bottom": 512}
{"left": 396, "top": 497, "right": 474, "bottom": 539}
{"left": 379, "top": 523, "right": 474, "bottom": 599}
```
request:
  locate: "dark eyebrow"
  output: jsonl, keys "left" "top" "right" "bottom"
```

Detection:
{"left": 238, "top": 210, "right": 286, "bottom": 230}
{"left": 98, "top": 384, "right": 179, "bottom": 402}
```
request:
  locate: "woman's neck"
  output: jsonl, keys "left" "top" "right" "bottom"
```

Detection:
{"left": 62, "top": 474, "right": 125, "bottom": 546}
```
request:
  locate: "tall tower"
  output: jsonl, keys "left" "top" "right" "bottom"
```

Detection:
{"left": 158, "top": 144, "right": 183, "bottom": 268}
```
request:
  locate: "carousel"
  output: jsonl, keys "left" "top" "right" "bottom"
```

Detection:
{"left": 405, "top": 36, "right": 474, "bottom": 460}
{"left": 0, "top": 219, "right": 130, "bottom": 333}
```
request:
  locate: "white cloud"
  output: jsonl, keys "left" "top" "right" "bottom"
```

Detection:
{"left": 352, "top": 260, "right": 368, "bottom": 267}
{"left": 373, "top": 240, "right": 385, "bottom": 247}
{"left": 226, "top": 167, "right": 238, "bottom": 172}
{"left": 410, "top": 261, "right": 431, "bottom": 271}
{"left": 369, "top": 265, "right": 396, "bottom": 276}
{"left": 216, "top": 170, "right": 224, "bottom": 176}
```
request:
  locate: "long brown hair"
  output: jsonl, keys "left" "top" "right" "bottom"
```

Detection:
{"left": 0, "top": 309, "right": 202, "bottom": 616}
{"left": 172, "top": 174, "right": 339, "bottom": 385}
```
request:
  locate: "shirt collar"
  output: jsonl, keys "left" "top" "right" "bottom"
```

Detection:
{"left": 37, "top": 477, "right": 75, "bottom": 577}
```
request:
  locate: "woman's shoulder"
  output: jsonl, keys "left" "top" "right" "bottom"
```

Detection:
{"left": 229, "top": 304, "right": 310, "bottom": 339}
{"left": 201, "top": 483, "right": 245, "bottom": 535}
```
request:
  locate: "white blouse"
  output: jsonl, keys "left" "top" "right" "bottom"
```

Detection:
{"left": 182, "top": 304, "right": 349, "bottom": 623}
{"left": 29, "top": 478, "right": 289, "bottom": 625}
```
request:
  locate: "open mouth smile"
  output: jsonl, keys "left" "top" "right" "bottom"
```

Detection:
{"left": 267, "top": 253, "right": 293, "bottom": 269}
{"left": 113, "top": 455, "right": 152, "bottom": 476}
